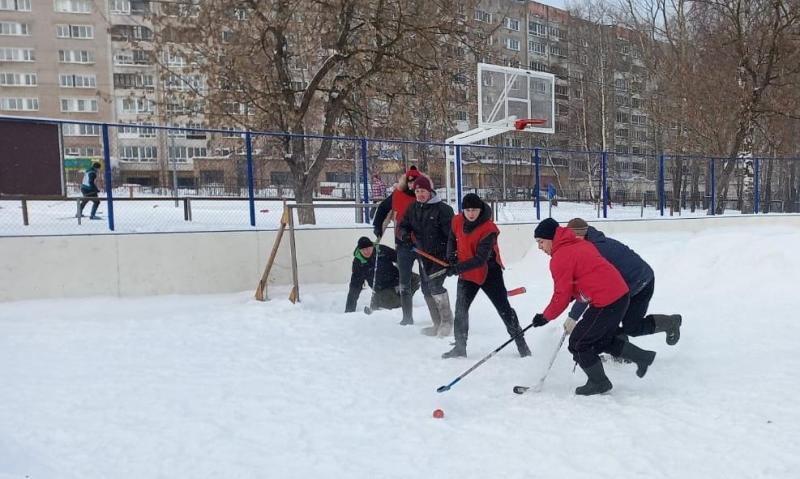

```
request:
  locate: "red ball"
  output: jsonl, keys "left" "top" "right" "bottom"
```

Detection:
{"left": 432, "top": 408, "right": 444, "bottom": 419}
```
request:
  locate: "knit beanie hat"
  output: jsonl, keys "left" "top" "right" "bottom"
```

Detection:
{"left": 567, "top": 218, "right": 589, "bottom": 237}
{"left": 534, "top": 218, "right": 559, "bottom": 240}
{"left": 406, "top": 166, "right": 420, "bottom": 181}
{"left": 461, "top": 193, "right": 483, "bottom": 210}
{"left": 413, "top": 175, "right": 433, "bottom": 192}
{"left": 357, "top": 236, "right": 373, "bottom": 249}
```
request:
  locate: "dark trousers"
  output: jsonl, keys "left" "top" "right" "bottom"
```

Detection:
{"left": 621, "top": 278, "right": 655, "bottom": 337}
{"left": 418, "top": 257, "right": 447, "bottom": 297}
{"left": 79, "top": 190, "right": 99, "bottom": 217}
{"left": 396, "top": 242, "right": 417, "bottom": 297}
{"left": 568, "top": 294, "right": 631, "bottom": 368}
{"left": 453, "top": 264, "right": 522, "bottom": 346}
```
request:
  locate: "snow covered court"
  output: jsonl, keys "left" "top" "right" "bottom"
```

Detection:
{"left": 1, "top": 223, "right": 799, "bottom": 478}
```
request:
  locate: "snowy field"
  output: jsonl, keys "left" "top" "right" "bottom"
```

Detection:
{"left": 2, "top": 195, "right": 718, "bottom": 236}
{"left": 1, "top": 224, "right": 799, "bottom": 478}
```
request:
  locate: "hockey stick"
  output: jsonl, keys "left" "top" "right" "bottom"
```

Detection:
{"left": 437, "top": 323, "right": 535, "bottom": 393}
{"left": 507, "top": 286, "right": 526, "bottom": 296}
{"left": 412, "top": 247, "right": 449, "bottom": 267}
{"left": 513, "top": 330, "right": 567, "bottom": 394}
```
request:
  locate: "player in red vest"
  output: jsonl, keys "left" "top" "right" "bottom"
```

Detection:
{"left": 372, "top": 166, "right": 422, "bottom": 325}
{"left": 441, "top": 193, "right": 531, "bottom": 358}
{"left": 530, "top": 218, "right": 657, "bottom": 395}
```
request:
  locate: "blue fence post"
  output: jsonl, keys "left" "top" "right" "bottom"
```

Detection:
{"left": 534, "top": 148, "right": 541, "bottom": 220}
{"left": 659, "top": 154, "right": 665, "bottom": 216}
{"left": 455, "top": 145, "right": 463, "bottom": 212}
{"left": 602, "top": 151, "right": 608, "bottom": 218}
{"left": 101, "top": 124, "right": 115, "bottom": 231}
{"left": 361, "top": 139, "right": 369, "bottom": 223}
{"left": 245, "top": 131, "right": 256, "bottom": 227}
{"left": 710, "top": 158, "right": 716, "bottom": 215}
{"left": 754, "top": 158, "right": 760, "bottom": 214}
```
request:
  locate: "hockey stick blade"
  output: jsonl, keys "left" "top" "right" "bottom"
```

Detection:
{"left": 513, "top": 386, "right": 530, "bottom": 394}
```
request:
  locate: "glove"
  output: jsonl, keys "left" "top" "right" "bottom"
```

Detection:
{"left": 373, "top": 227, "right": 383, "bottom": 238}
{"left": 445, "top": 264, "right": 459, "bottom": 277}
{"left": 532, "top": 313, "right": 548, "bottom": 328}
{"left": 375, "top": 234, "right": 382, "bottom": 244}
{"left": 563, "top": 317, "right": 577, "bottom": 335}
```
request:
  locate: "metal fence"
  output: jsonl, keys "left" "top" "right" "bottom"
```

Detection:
{"left": 2, "top": 115, "right": 800, "bottom": 235}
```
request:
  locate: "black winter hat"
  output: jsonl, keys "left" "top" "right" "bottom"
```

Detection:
{"left": 357, "top": 236, "right": 373, "bottom": 249}
{"left": 534, "top": 218, "right": 559, "bottom": 240}
{"left": 461, "top": 193, "right": 483, "bottom": 210}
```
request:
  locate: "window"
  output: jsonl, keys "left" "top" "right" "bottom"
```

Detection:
{"left": 0, "top": 96, "right": 38, "bottom": 111}
{"left": 616, "top": 95, "right": 630, "bottom": 107}
{"left": 615, "top": 145, "right": 629, "bottom": 154}
{"left": 271, "top": 172, "right": 291, "bottom": 185}
{"left": 121, "top": 145, "right": 158, "bottom": 162}
{"left": 504, "top": 17, "right": 520, "bottom": 31}
{"left": 0, "top": 48, "right": 36, "bottom": 62}
{"left": 60, "top": 97, "right": 98, "bottom": 113}
{"left": 528, "top": 22, "right": 546, "bottom": 37}
{"left": 504, "top": 38, "right": 520, "bottom": 51}
{"left": 0, "top": 72, "right": 37, "bottom": 86}
{"left": 453, "top": 110, "right": 467, "bottom": 121}
{"left": 548, "top": 26, "right": 564, "bottom": 39}
{"left": 634, "top": 129, "right": 648, "bottom": 141}
{"left": 110, "top": 25, "right": 152, "bottom": 41}
{"left": 62, "top": 123, "right": 100, "bottom": 136}
{"left": 555, "top": 84, "right": 569, "bottom": 100}
{"left": 119, "top": 123, "right": 155, "bottom": 138}
{"left": 56, "top": 24, "right": 93, "bottom": 39}
{"left": 221, "top": 127, "right": 244, "bottom": 139}
{"left": 614, "top": 78, "right": 629, "bottom": 90}
{"left": 65, "top": 146, "right": 100, "bottom": 156}
{"left": 109, "top": 0, "right": 130, "bottom": 14}
{"left": 59, "top": 73, "right": 96, "bottom": 88}
{"left": 528, "top": 41, "right": 545, "bottom": 55}
{"left": 114, "top": 49, "right": 149, "bottom": 65}
{"left": 615, "top": 128, "right": 629, "bottom": 138}
{"left": 58, "top": 49, "right": 94, "bottom": 64}
{"left": 529, "top": 61, "right": 548, "bottom": 72}
{"left": 326, "top": 172, "right": 354, "bottom": 183}
{"left": 631, "top": 97, "right": 642, "bottom": 109}
{"left": 474, "top": 9, "right": 491, "bottom": 23}
{"left": 114, "top": 73, "right": 153, "bottom": 89}
{"left": 165, "top": 50, "right": 185, "bottom": 67}
{"left": 119, "top": 97, "right": 154, "bottom": 113}
{"left": 550, "top": 45, "right": 566, "bottom": 57}
{"left": 504, "top": 138, "right": 522, "bottom": 147}
{"left": 631, "top": 114, "right": 647, "bottom": 126}
{"left": 165, "top": 73, "right": 205, "bottom": 92}
{"left": 616, "top": 111, "right": 629, "bottom": 123}
{"left": 0, "top": 22, "right": 31, "bottom": 36}
{"left": 0, "top": 0, "right": 32, "bottom": 11}
{"left": 53, "top": 0, "right": 92, "bottom": 13}
{"left": 557, "top": 103, "right": 569, "bottom": 116}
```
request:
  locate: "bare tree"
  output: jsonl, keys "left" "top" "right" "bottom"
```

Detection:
{"left": 150, "top": 0, "right": 482, "bottom": 223}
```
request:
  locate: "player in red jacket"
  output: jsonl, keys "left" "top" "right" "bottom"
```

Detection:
{"left": 530, "top": 218, "right": 657, "bottom": 395}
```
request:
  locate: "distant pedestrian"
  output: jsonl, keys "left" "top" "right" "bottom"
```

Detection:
{"left": 78, "top": 162, "right": 102, "bottom": 219}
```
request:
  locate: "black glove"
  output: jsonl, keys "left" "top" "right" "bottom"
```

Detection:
{"left": 532, "top": 313, "right": 548, "bottom": 328}
{"left": 373, "top": 226, "right": 383, "bottom": 238}
{"left": 446, "top": 264, "right": 459, "bottom": 277}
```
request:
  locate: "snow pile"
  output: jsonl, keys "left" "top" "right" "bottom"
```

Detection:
{"left": 1, "top": 225, "right": 799, "bottom": 478}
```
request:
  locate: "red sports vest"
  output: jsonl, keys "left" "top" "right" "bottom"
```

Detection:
{"left": 452, "top": 214, "right": 504, "bottom": 285}
{"left": 391, "top": 191, "right": 416, "bottom": 239}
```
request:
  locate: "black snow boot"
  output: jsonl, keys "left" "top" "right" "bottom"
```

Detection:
{"left": 618, "top": 342, "right": 656, "bottom": 378}
{"left": 650, "top": 314, "right": 682, "bottom": 345}
{"left": 575, "top": 361, "right": 613, "bottom": 396}
{"left": 399, "top": 291, "right": 414, "bottom": 326}
{"left": 442, "top": 340, "right": 467, "bottom": 359}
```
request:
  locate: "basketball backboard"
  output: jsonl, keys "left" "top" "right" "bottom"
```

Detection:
{"left": 477, "top": 63, "right": 555, "bottom": 134}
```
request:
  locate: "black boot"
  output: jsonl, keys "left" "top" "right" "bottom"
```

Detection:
{"left": 575, "top": 361, "right": 612, "bottom": 396}
{"left": 442, "top": 340, "right": 467, "bottom": 359}
{"left": 650, "top": 314, "right": 682, "bottom": 345}
{"left": 399, "top": 291, "right": 414, "bottom": 325}
{"left": 618, "top": 342, "right": 656, "bottom": 378}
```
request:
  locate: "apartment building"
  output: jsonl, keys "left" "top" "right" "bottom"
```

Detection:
{"left": 0, "top": 0, "right": 112, "bottom": 166}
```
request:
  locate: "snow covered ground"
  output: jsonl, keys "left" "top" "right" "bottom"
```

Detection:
{"left": 2, "top": 195, "right": 720, "bottom": 236}
{"left": 1, "top": 224, "right": 799, "bottom": 478}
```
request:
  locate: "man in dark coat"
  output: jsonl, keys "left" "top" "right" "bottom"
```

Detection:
{"left": 565, "top": 218, "right": 682, "bottom": 345}
{"left": 78, "top": 162, "right": 102, "bottom": 219}
{"left": 345, "top": 236, "right": 419, "bottom": 313}
{"left": 398, "top": 175, "right": 454, "bottom": 333}
{"left": 372, "top": 166, "right": 421, "bottom": 324}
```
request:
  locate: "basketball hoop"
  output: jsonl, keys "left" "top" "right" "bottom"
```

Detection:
{"left": 514, "top": 118, "right": 547, "bottom": 131}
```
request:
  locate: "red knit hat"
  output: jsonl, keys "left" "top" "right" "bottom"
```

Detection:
{"left": 413, "top": 175, "right": 433, "bottom": 192}
{"left": 406, "top": 166, "right": 420, "bottom": 180}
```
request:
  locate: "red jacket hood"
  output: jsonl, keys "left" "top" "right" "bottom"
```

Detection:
{"left": 542, "top": 226, "right": 629, "bottom": 321}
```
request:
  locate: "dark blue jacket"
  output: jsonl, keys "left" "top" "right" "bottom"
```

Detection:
{"left": 569, "top": 226, "right": 654, "bottom": 319}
